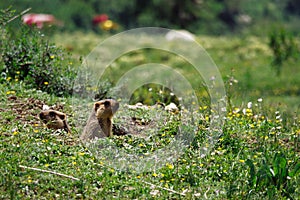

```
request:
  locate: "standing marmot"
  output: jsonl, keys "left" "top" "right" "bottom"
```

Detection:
{"left": 39, "top": 110, "right": 71, "bottom": 133}
{"left": 80, "top": 99, "right": 119, "bottom": 142}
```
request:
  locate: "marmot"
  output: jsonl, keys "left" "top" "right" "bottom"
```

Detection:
{"left": 39, "top": 110, "right": 71, "bottom": 133}
{"left": 80, "top": 99, "right": 119, "bottom": 142}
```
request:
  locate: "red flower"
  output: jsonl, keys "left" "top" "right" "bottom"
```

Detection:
{"left": 92, "top": 14, "right": 109, "bottom": 25}
{"left": 22, "top": 13, "right": 56, "bottom": 28}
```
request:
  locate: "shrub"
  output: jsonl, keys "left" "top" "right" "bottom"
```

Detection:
{"left": 269, "top": 28, "right": 299, "bottom": 76}
{"left": 0, "top": 8, "right": 76, "bottom": 97}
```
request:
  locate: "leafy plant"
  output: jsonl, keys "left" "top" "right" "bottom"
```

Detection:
{"left": 0, "top": 23, "right": 76, "bottom": 96}
{"left": 246, "top": 152, "right": 300, "bottom": 199}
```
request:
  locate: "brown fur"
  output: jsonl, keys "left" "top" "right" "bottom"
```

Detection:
{"left": 80, "top": 99, "right": 119, "bottom": 142}
{"left": 39, "top": 110, "right": 71, "bottom": 133}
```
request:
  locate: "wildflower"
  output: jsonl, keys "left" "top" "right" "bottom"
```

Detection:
{"left": 78, "top": 152, "right": 85, "bottom": 156}
{"left": 72, "top": 161, "right": 76, "bottom": 165}
{"left": 6, "top": 91, "right": 15, "bottom": 95}
{"left": 239, "top": 159, "right": 245, "bottom": 163}
{"left": 150, "top": 189, "right": 160, "bottom": 196}
{"left": 101, "top": 20, "right": 113, "bottom": 30}
{"left": 6, "top": 77, "right": 11, "bottom": 81}
{"left": 233, "top": 107, "right": 240, "bottom": 113}
{"left": 50, "top": 55, "right": 55, "bottom": 59}
{"left": 264, "top": 136, "right": 269, "bottom": 140}
{"left": 16, "top": 71, "right": 20, "bottom": 74}
{"left": 45, "top": 163, "right": 50, "bottom": 167}
{"left": 44, "top": 81, "right": 49, "bottom": 85}
{"left": 247, "top": 102, "right": 252, "bottom": 109}
{"left": 137, "top": 175, "right": 141, "bottom": 179}
{"left": 13, "top": 131, "right": 18, "bottom": 135}
{"left": 152, "top": 173, "right": 158, "bottom": 177}
{"left": 92, "top": 14, "right": 108, "bottom": 25}
{"left": 257, "top": 98, "right": 263, "bottom": 102}
{"left": 109, "top": 168, "right": 115, "bottom": 173}
{"left": 166, "top": 163, "right": 174, "bottom": 169}
{"left": 15, "top": 78, "right": 18, "bottom": 82}
{"left": 33, "top": 129, "right": 39, "bottom": 133}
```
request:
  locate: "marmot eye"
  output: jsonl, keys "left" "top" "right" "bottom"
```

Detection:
{"left": 49, "top": 111, "right": 56, "bottom": 117}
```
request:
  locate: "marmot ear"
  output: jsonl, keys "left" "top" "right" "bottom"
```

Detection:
{"left": 94, "top": 102, "right": 100, "bottom": 111}
{"left": 58, "top": 113, "right": 66, "bottom": 120}
{"left": 104, "top": 100, "right": 111, "bottom": 108}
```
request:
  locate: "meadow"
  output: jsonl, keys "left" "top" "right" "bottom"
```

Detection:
{"left": 1, "top": 30, "right": 299, "bottom": 199}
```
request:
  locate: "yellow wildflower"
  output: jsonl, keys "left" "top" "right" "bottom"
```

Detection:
{"left": 166, "top": 163, "right": 174, "bottom": 169}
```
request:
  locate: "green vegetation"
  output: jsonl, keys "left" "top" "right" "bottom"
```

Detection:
{"left": 1, "top": 6, "right": 300, "bottom": 200}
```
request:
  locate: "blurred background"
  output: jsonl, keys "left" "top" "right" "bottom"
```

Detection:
{"left": 2, "top": 0, "right": 300, "bottom": 35}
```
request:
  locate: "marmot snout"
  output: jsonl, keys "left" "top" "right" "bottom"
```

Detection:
{"left": 39, "top": 110, "right": 71, "bottom": 133}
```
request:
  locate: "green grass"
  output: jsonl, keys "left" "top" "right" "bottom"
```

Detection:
{"left": 1, "top": 32, "right": 300, "bottom": 199}
{"left": 51, "top": 32, "right": 300, "bottom": 116}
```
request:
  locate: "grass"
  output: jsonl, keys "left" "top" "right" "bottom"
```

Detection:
{"left": 52, "top": 31, "right": 300, "bottom": 116}
{"left": 1, "top": 32, "right": 300, "bottom": 199}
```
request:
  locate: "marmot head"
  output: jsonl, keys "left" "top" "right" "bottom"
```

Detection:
{"left": 94, "top": 99, "right": 119, "bottom": 120}
{"left": 39, "top": 110, "right": 71, "bottom": 133}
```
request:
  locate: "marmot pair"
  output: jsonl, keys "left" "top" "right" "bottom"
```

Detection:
{"left": 39, "top": 99, "right": 119, "bottom": 142}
